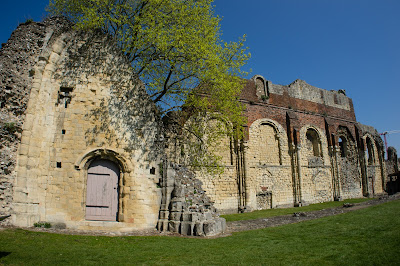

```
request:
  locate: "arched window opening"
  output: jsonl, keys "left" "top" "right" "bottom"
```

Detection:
{"left": 86, "top": 159, "right": 120, "bottom": 221}
{"left": 338, "top": 136, "right": 347, "bottom": 157}
{"left": 255, "top": 77, "right": 264, "bottom": 92}
{"left": 366, "top": 137, "right": 375, "bottom": 165}
{"left": 306, "top": 128, "right": 321, "bottom": 157}
{"left": 254, "top": 75, "right": 269, "bottom": 100}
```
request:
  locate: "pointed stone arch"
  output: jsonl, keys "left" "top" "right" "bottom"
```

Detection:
{"left": 362, "top": 133, "right": 384, "bottom": 195}
{"left": 366, "top": 136, "right": 376, "bottom": 165}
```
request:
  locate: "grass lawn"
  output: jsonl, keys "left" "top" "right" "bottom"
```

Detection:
{"left": 222, "top": 198, "right": 372, "bottom": 221}
{"left": 0, "top": 199, "right": 399, "bottom": 265}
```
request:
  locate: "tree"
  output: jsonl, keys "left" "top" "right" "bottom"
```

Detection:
{"left": 48, "top": 0, "right": 249, "bottom": 170}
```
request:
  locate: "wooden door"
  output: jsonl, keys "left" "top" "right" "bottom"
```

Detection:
{"left": 86, "top": 159, "right": 119, "bottom": 221}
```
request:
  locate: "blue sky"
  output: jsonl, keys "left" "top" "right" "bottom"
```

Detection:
{"left": 1, "top": 0, "right": 399, "bottom": 154}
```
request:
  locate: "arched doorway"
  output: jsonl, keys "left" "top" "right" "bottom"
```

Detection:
{"left": 86, "top": 159, "right": 120, "bottom": 221}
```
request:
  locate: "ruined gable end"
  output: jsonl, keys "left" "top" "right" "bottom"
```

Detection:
{"left": 1, "top": 17, "right": 165, "bottom": 231}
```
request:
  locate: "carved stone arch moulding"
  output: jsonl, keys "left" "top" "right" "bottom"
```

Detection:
{"left": 249, "top": 118, "right": 286, "bottom": 137}
{"left": 206, "top": 113, "right": 233, "bottom": 131}
{"left": 300, "top": 125, "right": 326, "bottom": 145}
{"left": 300, "top": 125, "right": 327, "bottom": 162}
{"left": 251, "top": 75, "right": 267, "bottom": 82}
{"left": 362, "top": 133, "right": 376, "bottom": 147}
{"left": 75, "top": 148, "right": 132, "bottom": 173}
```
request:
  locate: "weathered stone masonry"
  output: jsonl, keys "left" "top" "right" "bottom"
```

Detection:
{"left": 1, "top": 18, "right": 225, "bottom": 236}
{"left": 184, "top": 76, "right": 386, "bottom": 214}
{"left": 0, "top": 19, "right": 53, "bottom": 221}
{"left": 2, "top": 18, "right": 165, "bottom": 230}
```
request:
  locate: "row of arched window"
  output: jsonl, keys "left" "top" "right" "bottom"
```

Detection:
{"left": 253, "top": 121, "right": 377, "bottom": 166}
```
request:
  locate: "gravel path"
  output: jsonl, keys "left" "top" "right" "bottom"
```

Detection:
{"left": 226, "top": 193, "right": 400, "bottom": 234}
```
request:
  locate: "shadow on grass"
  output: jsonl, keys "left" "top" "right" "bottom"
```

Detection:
{"left": 0, "top": 252, "right": 11, "bottom": 259}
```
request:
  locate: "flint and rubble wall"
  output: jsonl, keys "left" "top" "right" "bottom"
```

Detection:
{"left": 0, "top": 20, "right": 57, "bottom": 223}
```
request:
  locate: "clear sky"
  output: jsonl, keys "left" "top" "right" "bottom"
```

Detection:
{"left": 1, "top": 0, "right": 399, "bottom": 154}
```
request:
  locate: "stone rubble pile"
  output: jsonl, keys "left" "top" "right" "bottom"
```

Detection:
{"left": 158, "top": 163, "right": 226, "bottom": 236}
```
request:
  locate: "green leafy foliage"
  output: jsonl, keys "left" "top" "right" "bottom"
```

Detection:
{"left": 48, "top": 0, "right": 250, "bottom": 170}
{"left": 47, "top": 0, "right": 249, "bottom": 113}
{"left": 177, "top": 113, "right": 236, "bottom": 174}
{"left": 3, "top": 122, "right": 16, "bottom": 133}
{"left": 33, "top": 222, "right": 52, "bottom": 228}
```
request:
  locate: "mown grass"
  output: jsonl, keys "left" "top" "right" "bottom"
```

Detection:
{"left": 222, "top": 198, "right": 372, "bottom": 221}
{"left": 0, "top": 199, "right": 399, "bottom": 265}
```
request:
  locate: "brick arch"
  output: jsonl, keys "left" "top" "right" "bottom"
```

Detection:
{"left": 338, "top": 135, "right": 348, "bottom": 157}
{"left": 249, "top": 118, "right": 288, "bottom": 150}
{"left": 336, "top": 125, "right": 355, "bottom": 142}
{"left": 306, "top": 128, "right": 322, "bottom": 157}
{"left": 300, "top": 125, "right": 324, "bottom": 140}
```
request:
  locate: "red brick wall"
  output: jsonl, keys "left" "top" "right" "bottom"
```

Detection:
{"left": 240, "top": 79, "right": 358, "bottom": 143}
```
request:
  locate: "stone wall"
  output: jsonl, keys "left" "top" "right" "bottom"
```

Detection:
{"left": 385, "top": 147, "right": 400, "bottom": 195}
{"left": 358, "top": 124, "right": 386, "bottom": 197}
{"left": 246, "top": 119, "right": 293, "bottom": 209}
{"left": 298, "top": 125, "right": 332, "bottom": 204}
{"left": 164, "top": 114, "right": 241, "bottom": 214}
{"left": 386, "top": 147, "right": 398, "bottom": 175}
{"left": 167, "top": 75, "right": 387, "bottom": 214}
{"left": 336, "top": 126, "right": 362, "bottom": 199}
{"left": 7, "top": 18, "right": 164, "bottom": 231}
{"left": 0, "top": 19, "right": 72, "bottom": 224}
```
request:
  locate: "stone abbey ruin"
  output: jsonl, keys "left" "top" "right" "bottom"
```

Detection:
{"left": 0, "top": 18, "right": 398, "bottom": 236}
